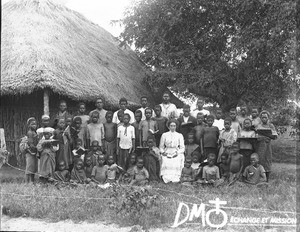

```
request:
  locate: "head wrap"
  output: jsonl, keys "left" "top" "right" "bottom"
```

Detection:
{"left": 43, "top": 127, "right": 53, "bottom": 134}
{"left": 27, "top": 117, "right": 36, "bottom": 126}
{"left": 41, "top": 115, "right": 50, "bottom": 120}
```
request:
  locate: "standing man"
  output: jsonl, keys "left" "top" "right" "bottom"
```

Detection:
{"left": 192, "top": 98, "right": 210, "bottom": 118}
{"left": 89, "top": 98, "right": 107, "bottom": 124}
{"left": 113, "top": 97, "right": 135, "bottom": 124}
{"left": 160, "top": 92, "right": 178, "bottom": 119}
{"left": 137, "top": 96, "right": 155, "bottom": 120}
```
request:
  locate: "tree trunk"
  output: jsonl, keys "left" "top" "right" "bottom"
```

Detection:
{"left": 43, "top": 89, "right": 50, "bottom": 116}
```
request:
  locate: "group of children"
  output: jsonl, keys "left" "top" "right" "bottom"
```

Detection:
{"left": 22, "top": 94, "right": 277, "bottom": 187}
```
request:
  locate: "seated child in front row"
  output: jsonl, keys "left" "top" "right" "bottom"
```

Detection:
{"left": 228, "top": 142, "right": 243, "bottom": 185}
{"left": 106, "top": 154, "right": 121, "bottom": 183}
{"left": 85, "top": 140, "right": 102, "bottom": 167}
{"left": 84, "top": 156, "right": 94, "bottom": 179}
{"left": 91, "top": 154, "right": 108, "bottom": 184}
{"left": 243, "top": 153, "right": 267, "bottom": 185}
{"left": 72, "top": 138, "right": 85, "bottom": 162}
{"left": 71, "top": 159, "right": 91, "bottom": 184}
{"left": 121, "top": 153, "right": 137, "bottom": 184}
{"left": 219, "top": 153, "right": 230, "bottom": 182}
{"left": 54, "top": 161, "right": 70, "bottom": 182}
{"left": 202, "top": 153, "right": 220, "bottom": 185}
{"left": 180, "top": 156, "right": 194, "bottom": 185}
{"left": 191, "top": 152, "right": 202, "bottom": 180}
{"left": 130, "top": 157, "right": 149, "bottom": 186}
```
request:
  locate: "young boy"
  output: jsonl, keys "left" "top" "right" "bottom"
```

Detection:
{"left": 121, "top": 153, "right": 137, "bottom": 184}
{"left": 229, "top": 108, "right": 241, "bottom": 135}
{"left": 153, "top": 105, "right": 168, "bottom": 146}
{"left": 106, "top": 154, "right": 120, "bottom": 183}
{"left": 55, "top": 100, "right": 72, "bottom": 124}
{"left": 137, "top": 96, "right": 155, "bottom": 120}
{"left": 113, "top": 98, "right": 135, "bottom": 124}
{"left": 86, "top": 111, "right": 105, "bottom": 150}
{"left": 177, "top": 104, "right": 197, "bottom": 141}
{"left": 202, "top": 115, "right": 219, "bottom": 161}
{"left": 228, "top": 142, "right": 243, "bottom": 185}
{"left": 185, "top": 133, "right": 200, "bottom": 159}
{"left": 72, "top": 138, "right": 85, "bottom": 162}
{"left": 180, "top": 156, "right": 194, "bottom": 185}
{"left": 237, "top": 106, "right": 248, "bottom": 127}
{"left": 91, "top": 154, "right": 108, "bottom": 184}
{"left": 239, "top": 118, "right": 256, "bottom": 169}
{"left": 130, "top": 157, "right": 149, "bottom": 186}
{"left": 85, "top": 140, "right": 102, "bottom": 167}
{"left": 218, "top": 117, "right": 237, "bottom": 162}
{"left": 243, "top": 153, "right": 267, "bottom": 185}
{"left": 54, "top": 161, "right": 70, "bottom": 182}
{"left": 76, "top": 102, "right": 90, "bottom": 148}
{"left": 142, "top": 137, "right": 160, "bottom": 181}
{"left": 84, "top": 156, "right": 94, "bottom": 179}
{"left": 103, "top": 111, "right": 117, "bottom": 159}
{"left": 202, "top": 153, "right": 220, "bottom": 185}
{"left": 219, "top": 153, "right": 230, "bottom": 181}
{"left": 213, "top": 108, "right": 224, "bottom": 132}
{"left": 117, "top": 109, "right": 125, "bottom": 127}
{"left": 117, "top": 113, "right": 135, "bottom": 170}
{"left": 250, "top": 108, "right": 262, "bottom": 129}
{"left": 193, "top": 113, "right": 206, "bottom": 147}
{"left": 132, "top": 110, "right": 142, "bottom": 148}
{"left": 139, "top": 108, "right": 158, "bottom": 147}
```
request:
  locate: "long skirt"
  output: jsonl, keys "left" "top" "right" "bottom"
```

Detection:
{"left": 39, "top": 149, "right": 56, "bottom": 178}
{"left": 143, "top": 153, "right": 160, "bottom": 181}
{"left": 160, "top": 151, "right": 184, "bottom": 183}
{"left": 25, "top": 153, "right": 38, "bottom": 174}
{"left": 257, "top": 137, "right": 272, "bottom": 172}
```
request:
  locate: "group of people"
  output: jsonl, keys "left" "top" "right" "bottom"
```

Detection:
{"left": 22, "top": 92, "right": 277, "bottom": 187}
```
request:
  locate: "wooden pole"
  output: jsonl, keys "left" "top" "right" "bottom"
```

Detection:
{"left": 43, "top": 89, "right": 50, "bottom": 116}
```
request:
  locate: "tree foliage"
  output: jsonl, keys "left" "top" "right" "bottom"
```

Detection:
{"left": 119, "top": 0, "right": 297, "bottom": 111}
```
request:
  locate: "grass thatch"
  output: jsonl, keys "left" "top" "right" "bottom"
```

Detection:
{"left": 1, "top": 0, "right": 154, "bottom": 107}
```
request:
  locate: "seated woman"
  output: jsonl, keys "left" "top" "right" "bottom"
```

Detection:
{"left": 159, "top": 119, "right": 185, "bottom": 183}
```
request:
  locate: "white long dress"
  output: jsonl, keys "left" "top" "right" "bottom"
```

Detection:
{"left": 159, "top": 131, "right": 185, "bottom": 183}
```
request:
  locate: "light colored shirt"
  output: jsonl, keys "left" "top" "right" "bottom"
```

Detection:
{"left": 137, "top": 107, "right": 155, "bottom": 121}
{"left": 113, "top": 109, "right": 135, "bottom": 124}
{"left": 89, "top": 109, "right": 107, "bottom": 124}
{"left": 213, "top": 119, "right": 224, "bottom": 131}
{"left": 191, "top": 109, "right": 210, "bottom": 118}
{"left": 219, "top": 129, "right": 237, "bottom": 147}
{"left": 87, "top": 123, "right": 105, "bottom": 146}
{"left": 160, "top": 103, "right": 178, "bottom": 119}
{"left": 117, "top": 125, "right": 135, "bottom": 149}
{"left": 243, "top": 164, "right": 266, "bottom": 184}
{"left": 159, "top": 131, "right": 185, "bottom": 154}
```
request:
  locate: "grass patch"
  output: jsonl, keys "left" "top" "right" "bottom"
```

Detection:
{"left": 272, "top": 137, "right": 297, "bottom": 163}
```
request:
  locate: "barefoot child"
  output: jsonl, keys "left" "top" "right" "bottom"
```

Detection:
{"left": 25, "top": 117, "right": 39, "bottom": 183}
{"left": 153, "top": 105, "right": 168, "bottom": 146}
{"left": 228, "top": 142, "right": 243, "bottom": 185}
{"left": 243, "top": 153, "right": 267, "bottom": 185}
{"left": 130, "top": 157, "right": 149, "bottom": 186}
{"left": 219, "top": 153, "right": 230, "bottom": 181}
{"left": 239, "top": 118, "right": 256, "bottom": 169}
{"left": 54, "top": 161, "right": 70, "bottom": 182}
{"left": 202, "top": 115, "right": 219, "bottom": 161}
{"left": 106, "top": 155, "right": 121, "bottom": 183}
{"left": 202, "top": 153, "right": 220, "bottom": 185}
{"left": 117, "top": 113, "right": 135, "bottom": 170}
{"left": 71, "top": 159, "right": 90, "bottom": 184}
{"left": 193, "top": 113, "right": 206, "bottom": 149}
{"left": 76, "top": 102, "right": 90, "bottom": 148}
{"left": 103, "top": 111, "right": 117, "bottom": 159}
{"left": 142, "top": 137, "right": 160, "bottom": 181}
{"left": 91, "top": 154, "right": 108, "bottom": 184}
{"left": 121, "top": 153, "right": 137, "bottom": 184}
{"left": 218, "top": 117, "right": 237, "bottom": 162}
{"left": 180, "top": 156, "right": 194, "bottom": 185}
{"left": 86, "top": 111, "right": 104, "bottom": 150}
{"left": 132, "top": 110, "right": 142, "bottom": 148}
{"left": 139, "top": 108, "right": 158, "bottom": 147}
{"left": 36, "top": 128, "right": 59, "bottom": 183}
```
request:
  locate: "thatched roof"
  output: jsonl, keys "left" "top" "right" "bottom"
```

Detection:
{"left": 1, "top": 0, "right": 154, "bottom": 106}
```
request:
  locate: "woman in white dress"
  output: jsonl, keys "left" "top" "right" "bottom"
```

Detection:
{"left": 159, "top": 119, "right": 185, "bottom": 183}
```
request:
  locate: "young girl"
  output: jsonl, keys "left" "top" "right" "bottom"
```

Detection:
{"left": 25, "top": 117, "right": 39, "bottom": 183}
{"left": 218, "top": 117, "right": 237, "bottom": 162}
{"left": 91, "top": 154, "right": 108, "bottom": 184}
{"left": 71, "top": 159, "right": 89, "bottom": 184}
{"left": 142, "top": 137, "right": 160, "bottom": 181}
{"left": 153, "top": 105, "right": 168, "bottom": 146}
{"left": 239, "top": 118, "right": 256, "bottom": 169}
{"left": 139, "top": 108, "right": 158, "bottom": 147}
{"left": 53, "top": 118, "right": 73, "bottom": 171}
{"left": 117, "top": 113, "right": 135, "bottom": 170}
{"left": 130, "top": 157, "right": 149, "bottom": 186}
{"left": 36, "top": 128, "right": 59, "bottom": 183}
{"left": 256, "top": 111, "right": 277, "bottom": 182}
{"left": 76, "top": 102, "right": 90, "bottom": 148}
{"left": 132, "top": 110, "right": 142, "bottom": 148}
{"left": 54, "top": 161, "right": 70, "bottom": 182}
{"left": 86, "top": 111, "right": 105, "bottom": 150}
{"left": 103, "top": 111, "right": 117, "bottom": 159}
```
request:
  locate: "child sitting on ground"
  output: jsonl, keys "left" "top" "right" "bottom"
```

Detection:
{"left": 71, "top": 159, "right": 90, "bottom": 184}
{"left": 91, "top": 154, "right": 108, "bottom": 184}
{"left": 243, "top": 153, "right": 267, "bottom": 185}
{"left": 219, "top": 153, "right": 230, "bottom": 182}
{"left": 85, "top": 140, "right": 102, "bottom": 167}
{"left": 72, "top": 138, "right": 86, "bottom": 162}
{"left": 103, "top": 111, "right": 117, "bottom": 159}
{"left": 106, "top": 155, "right": 121, "bottom": 183}
{"left": 84, "top": 156, "right": 94, "bottom": 179}
{"left": 180, "top": 156, "right": 194, "bottom": 185}
{"left": 218, "top": 117, "right": 237, "bottom": 162}
{"left": 121, "top": 153, "right": 137, "bottom": 184}
{"left": 228, "top": 142, "right": 243, "bottom": 185}
{"left": 130, "top": 157, "right": 149, "bottom": 186}
{"left": 191, "top": 152, "right": 201, "bottom": 180}
{"left": 54, "top": 161, "right": 70, "bottom": 182}
{"left": 142, "top": 136, "right": 160, "bottom": 181}
{"left": 202, "top": 153, "right": 220, "bottom": 186}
